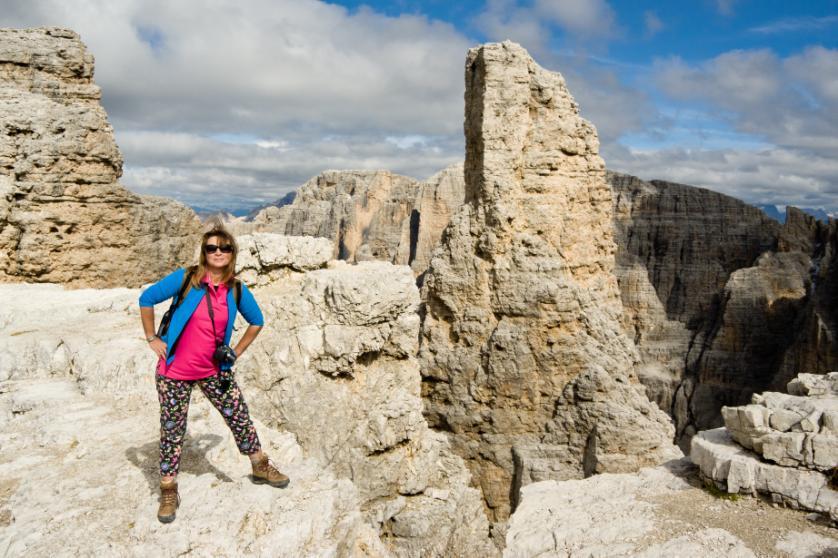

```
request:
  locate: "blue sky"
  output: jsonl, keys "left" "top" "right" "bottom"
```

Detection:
{"left": 5, "top": 0, "right": 837, "bottom": 214}
{"left": 333, "top": 0, "right": 838, "bottom": 59}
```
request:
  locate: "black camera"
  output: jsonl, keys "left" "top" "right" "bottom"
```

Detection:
{"left": 213, "top": 344, "right": 237, "bottom": 367}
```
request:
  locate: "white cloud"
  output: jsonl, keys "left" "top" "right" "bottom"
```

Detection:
{"left": 3, "top": 0, "right": 472, "bottom": 210}
{"left": 643, "top": 11, "right": 664, "bottom": 38}
{"left": 749, "top": 15, "right": 838, "bottom": 34}
{"left": 4, "top": 0, "right": 835, "bottom": 215}
{"left": 653, "top": 47, "right": 838, "bottom": 157}
{"left": 714, "top": 0, "right": 737, "bottom": 16}
{"left": 3, "top": 0, "right": 471, "bottom": 137}
{"left": 534, "top": 0, "right": 618, "bottom": 38}
{"left": 606, "top": 144, "right": 838, "bottom": 212}
{"left": 633, "top": 46, "right": 838, "bottom": 212}
{"left": 117, "top": 130, "right": 462, "bottom": 211}
{"left": 474, "top": 0, "right": 551, "bottom": 55}
{"left": 475, "top": 0, "right": 619, "bottom": 57}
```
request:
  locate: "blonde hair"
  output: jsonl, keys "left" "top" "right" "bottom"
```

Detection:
{"left": 191, "top": 223, "right": 238, "bottom": 288}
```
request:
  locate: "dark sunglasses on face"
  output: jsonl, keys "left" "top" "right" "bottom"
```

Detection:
{"left": 205, "top": 244, "right": 234, "bottom": 254}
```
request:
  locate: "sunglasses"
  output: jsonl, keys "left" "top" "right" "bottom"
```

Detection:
{"left": 205, "top": 244, "right": 234, "bottom": 254}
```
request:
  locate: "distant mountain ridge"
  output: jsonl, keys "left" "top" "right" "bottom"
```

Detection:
{"left": 756, "top": 204, "right": 832, "bottom": 224}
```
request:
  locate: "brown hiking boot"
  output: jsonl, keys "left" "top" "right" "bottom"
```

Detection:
{"left": 251, "top": 454, "right": 290, "bottom": 488}
{"left": 157, "top": 479, "right": 180, "bottom": 523}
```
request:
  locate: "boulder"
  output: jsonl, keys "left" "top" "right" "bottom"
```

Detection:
{"left": 691, "top": 428, "right": 838, "bottom": 521}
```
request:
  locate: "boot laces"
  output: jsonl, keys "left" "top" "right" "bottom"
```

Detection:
{"left": 161, "top": 487, "right": 179, "bottom": 506}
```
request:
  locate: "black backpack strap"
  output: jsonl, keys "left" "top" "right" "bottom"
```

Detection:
{"left": 155, "top": 266, "right": 196, "bottom": 340}
{"left": 174, "top": 266, "right": 195, "bottom": 305}
{"left": 234, "top": 279, "right": 242, "bottom": 307}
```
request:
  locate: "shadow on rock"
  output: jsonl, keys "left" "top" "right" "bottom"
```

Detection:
{"left": 126, "top": 434, "right": 234, "bottom": 494}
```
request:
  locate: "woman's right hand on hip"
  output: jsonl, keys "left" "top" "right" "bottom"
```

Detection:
{"left": 149, "top": 338, "right": 168, "bottom": 359}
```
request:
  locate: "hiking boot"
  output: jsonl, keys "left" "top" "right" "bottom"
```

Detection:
{"left": 157, "top": 479, "right": 180, "bottom": 523}
{"left": 251, "top": 454, "right": 290, "bottom": 488}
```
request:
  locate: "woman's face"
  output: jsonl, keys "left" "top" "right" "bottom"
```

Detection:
{"left": 205, "top": 235, "right": 233, "bottom": 270}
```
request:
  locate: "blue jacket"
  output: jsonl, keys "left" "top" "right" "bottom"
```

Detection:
{"left": 139, "top": 267, "right": 264, "bottom": 370}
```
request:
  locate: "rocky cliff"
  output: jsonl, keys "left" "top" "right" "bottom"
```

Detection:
{"left": 419, "top": 42, "right": 678, "bottom": 523}
{"left": 251, "top": 163, "right": 465, "bottom": 276}
{"left": 611, "top": 172, "right": 838, "bottom": 448}
{"left": 0, "top": 28, "right": 201, "bottom": 288}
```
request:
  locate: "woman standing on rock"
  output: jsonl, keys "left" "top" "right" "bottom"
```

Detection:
{"left": 139, "top": 224, "right": 289, "bottom": 524}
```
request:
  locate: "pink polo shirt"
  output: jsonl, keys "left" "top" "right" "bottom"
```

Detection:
{"left": 157, "top": 274, "right": 229, "bottom": 381}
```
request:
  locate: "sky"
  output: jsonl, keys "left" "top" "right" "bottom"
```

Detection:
{"left": 3, "top": 0, "right": 837, "bottom": 214}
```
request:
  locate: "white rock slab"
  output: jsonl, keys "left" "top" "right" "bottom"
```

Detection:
{"left": 691, "top": 428, "right": 838, "bottom": 521}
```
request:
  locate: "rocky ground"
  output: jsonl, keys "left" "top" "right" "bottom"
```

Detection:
{"left": 505, "top": 459, "right": 837, "bottom": 557}
{"left": 0, "top": 378, "right": 385, "bottom": 557}
{"left": 0, "top": 274, "right": 834, "bottom": 556}
{"left": 2, "top": 374, "right": 835, "bottom": 557}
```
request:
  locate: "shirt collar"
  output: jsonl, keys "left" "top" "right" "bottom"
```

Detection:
{"left": 202, "top": 271, "right": 228, "bottom": 291}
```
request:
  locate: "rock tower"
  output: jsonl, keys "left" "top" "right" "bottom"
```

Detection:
{"left": 419, "top": 42, "right": 677, "bottom": 521}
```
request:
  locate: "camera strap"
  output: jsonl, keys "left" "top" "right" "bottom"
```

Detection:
{"left": 204, "top": 285, "right": 223, "bottom": 347}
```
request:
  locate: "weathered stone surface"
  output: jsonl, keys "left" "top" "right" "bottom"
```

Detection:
{"left": 610, "top": 171, "right": 780, "bottom": 447}
{"left": 0, "top": 238, "right": 496, "bottom": 557}
{"left": 0, "top": 378, "right": 388, "bottom": 557}
{"left": 251, "top": 163, "right": 466, "bottom": 277}
{"left": 686, "top": 251, "right": 812, "bottom": 431}
{"left": 610, "top": 171, "right": 779, "bottom": 326}
{"left": 720, "top": 372, "right": 838, "bottom": 472}
{"left": 775, "top": 531, "right": 838, "bottom": 557}
{"left": 775, "top": 210, "right": 838, "bottom": 382}
{"left": 236, "top": 233, "right": 333, "bottom": 286}
{"left": 505, "top": 458, "right": 837, "bottom": 557}
{"left": 235, "top": 258, "right": 495, "bottom": 556}
{"left": 611, "top": 171, "right": 838, "bottom": 448}
{"left": 419, "top": 42, "right": 677, "bottom": 522}
{"left": 614, "top": 259, "right": 693, "bottom": 430}
{"left": 0, "top": 27, "right": 201, "bottom": 288}
{"left": 251, "top": 170, "right": 418, "bottom": 263}
{"left": 408, "top": 163, "right": 465, "bottom": 276}
{"left": 691, "top": 428, "right": 838, "bottom": 521}
{"left": 504, "top": 464, "right": 691, "bottom": 558}
{"left": 789, "top": 372, "right": 838, "bottom": 397}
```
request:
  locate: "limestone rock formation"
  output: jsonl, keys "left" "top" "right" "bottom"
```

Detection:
{"left": 610, "top": 171, "right": 838, "bottom": 448}
{"left": 686, "top": 251, "right": 811, "bottom": 429}
{"left": 236, "top": 233, "right": 333, "bottom": 286}
{"left": 505, "top": 458, "right": 837, "bottom": 557}
{"left": 419, "top": 42, "right": 677, "bottom": 522}
{"left": 721, "top": 372, "right": 838, "bottom": 472}
{"left": 0, "top": 233, "right": 496, "bottom": 557}
{"left": 0, "top": 27, "right": 201, "bottom": 288}
{"left": 610, "top": 172, "right": 780, "bottom": 325}
{"left": 407, "top": 163, "right": 465, "bottom": 276}
{"left": 251, "top": 163, "right": 466, "bottom": 276}
{"left": 775, "top": 209, "right": 838, "bottom": 378}
{"left": 691, "top": 373, "right": 838, "bottom": 521}
{"left": 252, "top": 170, "right": 419, "bottom": 262}
{"left": 235, "top": 256, "right": 495, "bottom": 557}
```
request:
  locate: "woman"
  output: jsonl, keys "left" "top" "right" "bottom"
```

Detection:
{"left": 139, "top": 225, "right": 288, "bottom": 524}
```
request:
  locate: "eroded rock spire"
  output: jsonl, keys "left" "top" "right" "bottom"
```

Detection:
{"left": 419, "top": 41, "right": 679, "bottom": 521}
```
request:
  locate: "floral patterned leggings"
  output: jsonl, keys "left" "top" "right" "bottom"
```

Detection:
{"left": 156, "top": 373, "right": 261, "bottom": 476}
